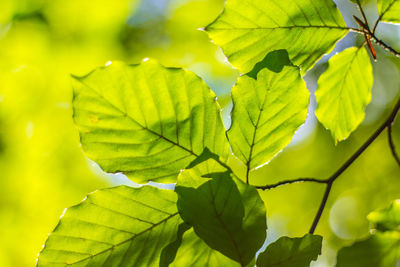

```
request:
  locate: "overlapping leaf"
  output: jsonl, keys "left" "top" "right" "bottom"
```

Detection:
{"left": 170, "top": 229, "right": 241, "bottom": 267}
{"left": 72, "top": 60, "right": 229, "bottom": 183}
{"left": 315, "top": 46, "right": 373, "bottom": 143}
{"left": 37, "top": 186, "right": 181, "bottom": 266}
{"left": 377, "top": 0, "right": 400, "bottom": 24}
{"left": 256, "top": 234, "right": 322, "bottom": 267}
{"left": 228, "top": 66, "right": 309, "bottom": 170}
{"left": 336, "top": 232, "right": 400, "bottom": 267}
{"left": 175, "top": 157, "right": 266, "bottom": 265}
{"left": 205, "top": 0, "right": 348, "bottom": 74}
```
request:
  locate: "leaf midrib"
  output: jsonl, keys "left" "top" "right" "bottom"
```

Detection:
{"left": 208, "top": 25, "right": 350, "bottom": 31}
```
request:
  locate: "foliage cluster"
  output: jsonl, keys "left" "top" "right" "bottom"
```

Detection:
{"left": 35, "top": 0, "right": 400, "bottom": 266}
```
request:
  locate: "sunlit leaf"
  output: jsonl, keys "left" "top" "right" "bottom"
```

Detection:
{"left": 246, "top": 50, "right": 293, "bottom": 78}
{"left": 368, "top": 199, "right": 400, "bottom": 232}
{"left": 315, "top": 46, "right": 373, "bottom": 143}
{"left": 227, "top": 67, "right": 309, "bottom": 170}
{"left": 336, "top": 231, "right": 400, "bottom": 267}
{"left": 175, "top": 161, "right": 266, "bottom": 265}
{"left": 72, "top": 60, "right": 229, "bottom": 183}
{"left": 37, "top": 186, "right": 181, "bottom": 266}
{"left": 256, "top": 234, "right": 322, "bottom": 267}
{"left": 377, "top": 0, "right": 400, "bottom": 24}
{"left": 159, "top": 222, "right": 191, "bottom": 267}
{"left": 170, "top": 229, "right": 241, "bottom": 267}
{"left": 206, "top": 0, "right": 348, "bottom": 74}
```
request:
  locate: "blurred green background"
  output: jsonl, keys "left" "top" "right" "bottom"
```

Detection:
{"left": 0, "top": 0, "right": 399, "bottom": 266}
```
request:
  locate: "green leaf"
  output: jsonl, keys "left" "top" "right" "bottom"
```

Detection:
{"left": 159, "top": 222, "right": 191, "bottom": 267}
{"left": 315, "top": 46, "right": 373, "bottom": 143}
{"left": 227, "top": 66, "right": 309, "bottom": 170}
{"left": 256, "top": 234, "right": 323, "bottom": 267}
{"left": 175, "top": 163, "right": 266, "bottom": 265}
{"left": 205, "top": 0, "right": 348, "bottom": 74}
{"left": 368, "top": 200, "right": 400, "bottom": 232}
{"left": 246, "top": 50, "right": 293, "bottom": 78}
{"left": 170, "top": 229, "right": 241, "bottom": 267}
{"left": 72, "top": 60, "right": 230, "bottom": 183}
{"left": 37, "top": 186, "right": 181, "bottom": 267}
{"left": 377, "top": 0, "right": 400, "bottom": 24}
{"left": 336, "top": 231, "right": 400, "bottom": 267}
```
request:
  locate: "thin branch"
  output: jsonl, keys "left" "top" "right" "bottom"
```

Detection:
{"left": 388, "top": 124, "right": 400, "bottom": 167}
{"left": 309, "top": 183, "right": 332, "bottom": 234}
{"left": 356, "top": 0, "right": 369, "bottom": 29}
{"left": 369, "top": 35, "right": 400, "bottom": 58}
{"left": 308, "top": 96, "right": 400, "bottom": 233}
{"left": 255, "top": 178, "right": 327, "bottom": 190}
{"left": 372, "top": 18, "right": 380, "bottom": 34}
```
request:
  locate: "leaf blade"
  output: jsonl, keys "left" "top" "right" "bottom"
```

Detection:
{"left": 315, "top": 46, "right": 373, "bottom": 143}
{"left": 256, "top": 234, "right": 323, "bottom": 267}
{"left": 175, "top": 167, "right": 267, "bottom": 265}
{"left": 228, "top": 66, "right": 309, "bottom": 170}
{"left": 37, "top": 186, "right": 181, "bottom": 267}
{"left": 206, "top": 0, "right": 348, "bottom": 74}
{"left": 72, "top": 60, "right": 229, "bottom": 183}
{"left": 377, "top": 0, "right": 400, "bottom": 24}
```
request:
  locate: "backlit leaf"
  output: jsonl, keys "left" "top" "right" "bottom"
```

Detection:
{"left": 37, "top": 186, "right": 181, "bottom": 267}
{"left": 227, "top": 66, "right": 309, "bottom": 170}
{"left": 368, "top": 199, "right": 400, "bottom": 232}
{"left": 72, "top": 60, "right": 229, "bottom": 183}
{"left": 170, "top": 229, "right": 241, "bottom": 267}
{"left": 206, "top": 0, "right": 348, "bottom": 74}
{"left": 175, "top": 161, "right": 266, "bottom": 265}
{"left": 377, "top": 0, "right": 400, "bottom": 24}
{"left": 256, "top": 234, "right": 323, "bottom": 267}
{"left": 315, "top": 46, "right": 373, "bottom": 143}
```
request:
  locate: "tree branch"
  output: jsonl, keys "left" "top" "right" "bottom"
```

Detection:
{"left": 255, "top": 178, "right": 327, "bottom": 190}
{"left": 388, "top": 124, "right": 400, "bottom": 167}
{"left": 308, "top": 96, "right": 400, "bottom": 233}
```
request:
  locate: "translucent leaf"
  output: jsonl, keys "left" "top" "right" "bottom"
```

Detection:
{"left": 256, "top": 234, "right": 322, "bottom": 267}
{"left": 72, "top": 60, "right": 229, "bottom": 183}
{"left": 170, "top": 229, "right": 241, "bottom": 267}
{"left": 227, "top": 66, "right": 309, "bottom": 170}
{"left": 205, "top": 0, "right": 348, "bottom": 74}
{"left": 377, "top": 0, "right": 400, "bottom": 24}
{"left": 368, "top": 199, "right": 400, "bottom": 232}
{"left": 37, "top": 186, "right": 181, "bottom": 266}
{"left": 336, "top": 231, "right": 400, "bottom": 267}
{"left": 315, "top": 47, "right": 373, "bottom": 143}
{"left": 159, "top": 222, "right": 191, "bottom": 267}
{"left": 175, "top": 160, "right": 266, "bottom": 265}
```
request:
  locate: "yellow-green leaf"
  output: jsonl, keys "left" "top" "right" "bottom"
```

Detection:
{"left": 315, "top": 47, "right": 373, "bottom": 143}
{"left": 72, "top": 60, "right": 229, "bottom": 183}
{"left": 170, "top": 229, "right": 240, "bottom": 267}
{"left": 377, "top": 0, "right": 400, "bottom": 24}
{"left": 368, "top": 200, "right": 400, "bottom": 232}
{"left": 206, "top": 0, "right": 348, "bottom": 74}
{"left": 37, "top": 186, "right": 181, "bottom": 267}
{"left": 227, "top": 67, "right": 309, "bottom": 170}
{"left": 256, "top": 234, "right": 322, "bottom": 267}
